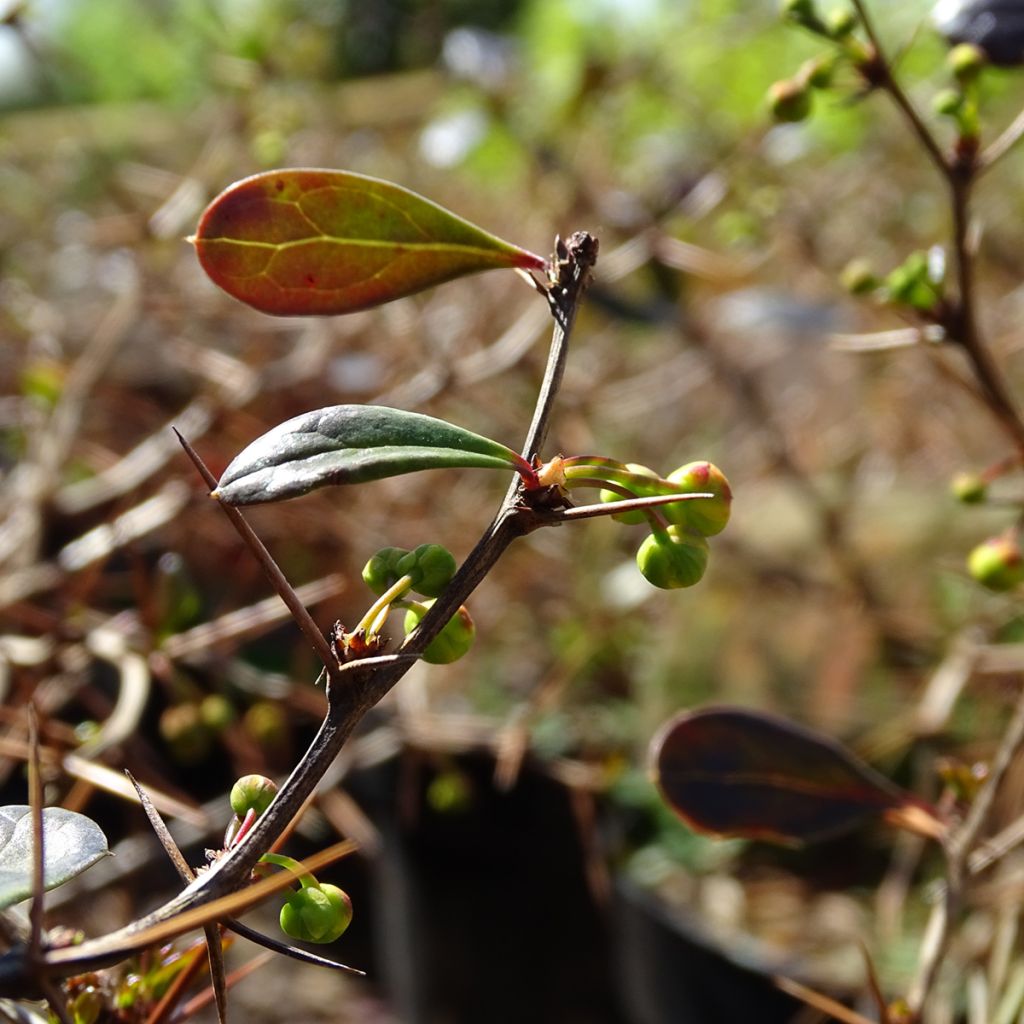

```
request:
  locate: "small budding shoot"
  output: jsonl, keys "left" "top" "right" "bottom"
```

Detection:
{"left": 662, "top": 461, "right": 732, "bottom": 536}
{"left": 948, "top": 42, "right": 986, "bottom": 83}
{"left": 825, "top": 7, "right": 857, "bottom": 39}
{"left": 768, "top": 78, "right": 813, "bottom": 122}
{"left": 781, "top": 0, "right": 828, "bottom": 34}
{"left": 637, "top": 527, "right": 710, "bottom": 590}
{"left": 396, "top": 543, "right": 457, "bottom": 597}
{"left": 230, "top": 774, "right": 279, "bottom": 819}
{"left": 280, "top": 883, "right": 353, "bottom": 944}
{"left": 951, "top": 471, "right": 987, "bottom": 504}
{"left": 933, "top": 87, "right": 964, "bottom": 118}
{"left": 841, "top": 258, "right": 878, "bottom": 295}
{"left": 967, "top": 533, "right": 1024, "bottom": 592}
{"left": 403, "top": 600, "right": 476, "bottom": 664}
{"left": 799, "top": 55, "right": 836, "bottom": 90}
{"left": 361, "top": 546, "right": 409, "bottom": 595}
{"left": 884, "top": 251, "right": 943, "bottom": 313}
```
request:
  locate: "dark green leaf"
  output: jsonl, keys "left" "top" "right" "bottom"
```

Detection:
{"left": 651, "top": 707, "right": 941, "bottom": 845}
{"left": 0, "top": 806, "right": 109, "bottom": 909}
{"left": 193, "top": 169, "right": 548, "bottom": 316}
{"left": 214, "top": 404, "right": 525, "bottom": 506}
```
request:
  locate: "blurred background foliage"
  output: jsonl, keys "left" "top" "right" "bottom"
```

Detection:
{"left": 5, "top": 0, "right": 1024, "bottom": 1019}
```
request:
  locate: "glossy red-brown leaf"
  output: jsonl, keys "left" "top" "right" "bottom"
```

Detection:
{"left": 651, "top": 707, "right": 942, "bottom": 844}
{"left": 193, "top": 169, "right": 547, "bottom": 316}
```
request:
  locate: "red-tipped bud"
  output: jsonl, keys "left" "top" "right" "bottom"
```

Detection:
{"left": 968, "top": 534, "right": 1024, "bottom": 591}
{"left": 663, "top": 461, "right": 732, "bottom": 536}
{"left": 230, "top": 774, "right": 279, "bottom": 819}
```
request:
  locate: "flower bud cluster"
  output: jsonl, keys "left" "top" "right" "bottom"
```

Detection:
{"left": 594, "top": 460, "right": 732, "bottom": 590}
{"left": 768, "top": 2, "right": 863, "bottom": 124}
{"left": 358, "top": 543, "right": 475, "bottom": 664}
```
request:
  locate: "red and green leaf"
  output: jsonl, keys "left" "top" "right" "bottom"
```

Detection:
{"left": 193, "top": 169, "right": 547, "bottom": 316}
{"left": 214, "top": 404, "right": 528, "bottom": 506}
{"left": 651, "top": 707, "right": 944, "bottom": 845}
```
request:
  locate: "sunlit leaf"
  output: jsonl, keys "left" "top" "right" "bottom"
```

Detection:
{"left": 651, "top": 707, "right": 942, "bottom": 845}
{"left": 0, "top": 806, "right": 108, "bottom": 909}
{"left": 193, "top": 168, "right": 548, "bottom": 316}
{"left": 214, "top": 404, "right": 526, "bottom": 506}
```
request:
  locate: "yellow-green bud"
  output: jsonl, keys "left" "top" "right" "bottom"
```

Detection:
{"left": 599, "top": 464, "right": 659, "bottom": 525}
{"left": 768, "top": 79, "right": 812, "bottom": 122}
{"left": 244, "top": 701, "right": 288, "bottom": 749}
{"left": 951, "top": 472, "right": 987, "bottom": 504}
{"left": 280, "top": 883, "right": 353, "bottom": 944}
{"left": 840, "top": 258, "right": 878, "bottom": 295}
{"left": 230, "top": 774, "right": 278, "bottom": 819}
{"left": 968, "top": 535, "right": 1024, "bottom": 592}
{"left": 159, "top": 703, "right": 210, "bottom": 764}
{"left": 933, "top": 87, "right": 964, "bottom": 118}
{"left": 948, "top": 42, "right": 986, "bottom": 84}
{"left": 200, "top": 694, "right": 236, "bottom": 733}
{"left": 636, "top": 528, "right": 710, "bottom": 590}
{"left": 662, "top": 461, "right": 732, "bottom": 536}
{"left": 69, "top": 988, "right": 103, "bottom": 1024}
{"left": 404, "top": 601, "right": 476, "bottom": 664}
{"left": 825, "top": 7, "right": 857, "bottom": 38}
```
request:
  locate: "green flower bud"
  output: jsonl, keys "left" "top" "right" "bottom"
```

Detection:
{"left": 427, "top": 770, "right": 473, "bottom": 814}
{"left": 825, "top": 7, "right": 857, "bottom": 38}
{"left": 840, "top": 258, "right": 878, "bottom": 295}
{"left": 230, "top": 774, "right": 278, "bottom": 819}
{"left": 781, "top": 0, "right": 827, "bottom": 32}
{"left": 199, "top": 693, "right": 236, "bottom": 733}
{"left": 244, "top": 701, "right": 288, "bottom": 750}
{"left": 781, "top": 0, "right": 815, "bottom": 17}
{"left": 636, "top": 528, "right": 709, "bottom": 590}
{"left": 159, "top": 703, "right": 211, "bottom": 764}
{"left": 599, "top": 464, "right": 659, "bottom": 525}
{"left": 948, "top": 42, "right": 986, "bottom": 84}
{"left": 933, "top": 87, "right": 964, "bottom": 118}
{"left": 362, "top": 546, "right": 410, "bottom": 596}
{"left": 662, "top": 462, "right": 732, "bottom": 536}
{"left": 885, "top": 251, "right": 940, "bottom": 312}
{"left": 404, "top": 600, "right": 476, "bottom": 664}
{"left": 280, "top": 883, "right": 353, "bottom": 944}
{"left": 768, "top": 79, "right": 812, "bottom": 122}
{"left": 70, "top": 987, "right": 103, "bottom": 1024}
{"left": 396, "top": 543, "right": 457, "bottom": 598}
{"left": 968, "top": 535, "right": 1024, "bottom": 592}
{"left": 799, "top": 55, "right": 835, "bottom": 89}
{"left": 951, "top": 472, "right": 987, "bottom": 504}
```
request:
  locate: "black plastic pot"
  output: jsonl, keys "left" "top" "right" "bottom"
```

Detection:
{"left": 348, "top": 750, "right": 802, "bottom": 1023}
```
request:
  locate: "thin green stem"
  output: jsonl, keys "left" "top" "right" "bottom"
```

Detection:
{"left": 353, "top": 575, "right": 414, "bottom": 635}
